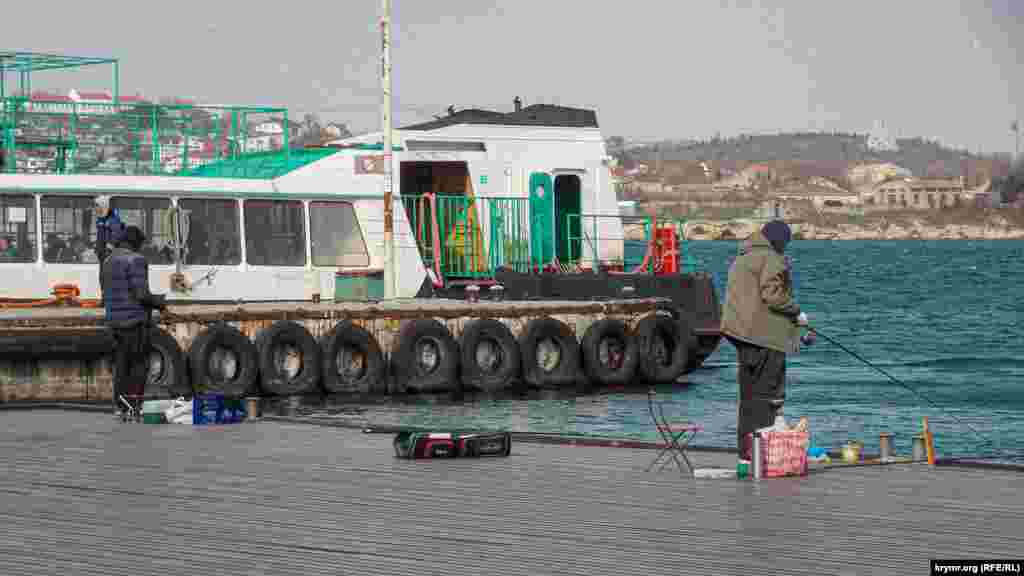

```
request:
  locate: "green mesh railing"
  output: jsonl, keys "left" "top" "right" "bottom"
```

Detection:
{"left": 1, "top": 96, "right": 294, "bottom": 178}
{"left": 401, "top": 194, "right": 531, "bottom": 283}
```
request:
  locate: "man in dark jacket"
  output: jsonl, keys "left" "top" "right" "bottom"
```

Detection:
{"left": 95, "top": 196, "right": 126, "bottom": 298}
{"left": 720, "top": 220, "right": 809, "bottom": 462}
{"left": 102, "top": 225, "right": 167, "bottom": 419}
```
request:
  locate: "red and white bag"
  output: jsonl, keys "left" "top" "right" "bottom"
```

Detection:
{"left": 758, "top": 430, "right": 810, "bottom": 477}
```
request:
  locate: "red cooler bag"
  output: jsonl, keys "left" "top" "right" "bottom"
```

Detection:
{"left": 750, "top": 430, "right": 810, "bottom": 477}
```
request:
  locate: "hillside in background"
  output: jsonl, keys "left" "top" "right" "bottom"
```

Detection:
{"left": 608, "top": 132, "right": 1013, "bottom": 182}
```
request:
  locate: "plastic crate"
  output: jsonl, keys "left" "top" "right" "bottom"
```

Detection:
{"left": 192, "top": 394, "right": 248, "bottom": 425}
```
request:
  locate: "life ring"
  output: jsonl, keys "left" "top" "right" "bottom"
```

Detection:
{"left": 145, "top": 326, "right": 190, "bottom": 398}
{"left": 188, "top": 323, "right": 259, "bottom": 398}
{"left": 518, "top": 317, "right": 579, "bottom": 389}
{"left": 321, "top": 320, "right": 386, "bottom": 395}
{"left": 392, "top": 319, "right": 459, "bottom": 393}
{"left": 459, "top": 319, "right": 520, "bottom": 392}
{"left": 635, "top": 312, "right": 691, "bottom": 383}
{"left": 254, "top": 321, "right": 321, "bottom": 396}
{"left": 580, "top": 318, "right": 639, "bottom": 387}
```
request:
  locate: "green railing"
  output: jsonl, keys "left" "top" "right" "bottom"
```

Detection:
{"left": 566, "top": 213, "right": 654, "bottom": 273}
{"left": 1, "top": 96, "right": 294, "bottom": 178}
{"left": 565, "top": 214, "right": 700, "bottom": 275}
{"left": 401, "top": 194, "right": 531, "bottom": 282}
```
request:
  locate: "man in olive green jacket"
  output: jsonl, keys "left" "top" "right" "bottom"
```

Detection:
{"left": 720, "top": 220, "right": 808, "bottom": 461}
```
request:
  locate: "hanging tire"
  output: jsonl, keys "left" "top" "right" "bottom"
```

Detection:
{"left": 188, "top": 323, "right": 259, "bottom": 398}
{"left": 518, "top": 317, "right": 579, "bottom": 389}
{"left": 145, "top": 327, "right": 190, "bottom": 398}
{"left": 393, "top": 319, "right": 459, "bottom": 393}
{"left": 689, "top": 333, "right": 722, "bottom": 371}
{"left": 254, "top": 321, "right": 321, "bottom": 396}
{"left": 580, "top": 318, "right": 639, "bottom": 386}
{"left": 635, "top": 312, "right": 691, "bottom": 383}
{"left": 321, "top": 320, "right": 386, "bottom": 395}
{"left": 459, "top": 319, "right": 520, "bottom": 392}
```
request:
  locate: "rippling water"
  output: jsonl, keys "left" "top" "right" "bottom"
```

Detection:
{"left": 280, "top": 240, "right": 1024, "bottom": 463}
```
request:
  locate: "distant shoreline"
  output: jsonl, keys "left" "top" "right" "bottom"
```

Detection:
{"left": 683, "top": 219, "right": 1024, "bottom": 241}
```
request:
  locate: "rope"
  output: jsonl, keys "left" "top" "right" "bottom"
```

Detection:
{"left": 809, "top": 325, "right": 1018, "bottom": 460}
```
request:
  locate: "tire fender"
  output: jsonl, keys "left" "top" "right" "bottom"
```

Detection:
{"left": 254, "top": 321, "right": 321, "bottom": 396}
{"left": 518, "top": 317, "right": 579, "bottom": 389}
{"left": 188, "top": 322, "right": 259, "bottom": 398}
{"left": 635, "top": 311, "right": 690, "bottom": 383}
{"left": 580, "top": 318, "right": 639, "bottom": 386}
{"left": 321, "top": 320, "right": 386, "bottom": 395}
{"left": 459, "top": 319, "right": 521, "bottom": 392}
{"left": 392, "top": 319, "right": 459, "bottom": 394}
{"left": 146, "top": 326, "right": 190, "bottom": 398}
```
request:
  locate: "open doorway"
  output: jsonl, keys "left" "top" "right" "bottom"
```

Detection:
{"left": 399, "top": 161, "right": 486, "bottom": 277}
{"left": 554, "top": 174, "right": 582, "bottom": 263}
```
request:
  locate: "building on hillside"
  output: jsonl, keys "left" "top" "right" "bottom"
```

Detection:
{"left": 869, "top": 177, "right": 966, "bottom": 210}
{"left": 774, "top": 183, "right": 861, "bottom": 212}
{"left": 847, "top": 162, "right": 912, "bottom": 187}
{"left": 742, "top": 163, "right": 774, "bottom": 182}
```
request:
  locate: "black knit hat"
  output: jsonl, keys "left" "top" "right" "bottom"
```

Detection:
{"left": 119, "top": 225, "right": 146, "bottom": 250}
{"left": 761, "top": 220, "right": 791, "bottom": 254}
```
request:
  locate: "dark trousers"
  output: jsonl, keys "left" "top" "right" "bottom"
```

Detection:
{"left": 113, "top": 323, "right": 150, "bottom": 409}
{"left": 728, "top": 337, "right": 787, "bottom": 461}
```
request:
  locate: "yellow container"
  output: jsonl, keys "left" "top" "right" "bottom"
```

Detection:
{"left": 841, "top": 441, "right": 863, "bottom": 464}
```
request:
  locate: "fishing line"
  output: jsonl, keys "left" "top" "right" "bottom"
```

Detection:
{"left": 808, "top": 326, "right": 1012, "bottom": 458}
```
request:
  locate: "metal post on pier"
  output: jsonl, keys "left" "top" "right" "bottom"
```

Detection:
{"left": 381, "top": 0, "right": 396, "bottom": 299}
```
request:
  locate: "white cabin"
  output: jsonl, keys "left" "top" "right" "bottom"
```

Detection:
{"left": 0, "top": 103, "right": 625, "bottom": 302}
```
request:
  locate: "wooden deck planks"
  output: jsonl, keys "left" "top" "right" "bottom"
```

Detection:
{"left": 1, "top": 410, "right": 1022, "bottom": 576}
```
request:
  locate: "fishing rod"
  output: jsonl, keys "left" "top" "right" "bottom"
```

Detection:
{"left": 807, "top": 325, "right": 1011, "bottom": 458}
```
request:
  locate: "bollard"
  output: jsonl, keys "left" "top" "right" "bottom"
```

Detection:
{"left": 245, "top": 397, "right": 260, "bottom": 421}
{"left": 465, "top": 284, "right": 480, "bottom": 303}
{"left": 879, "top": 432, "right": 895, "bottom": 462}
{"left": 911, "top": 435, "right": 927, "bottom": 462}
{"left": 489, "top": 284, "right": 505, "bottom": 302}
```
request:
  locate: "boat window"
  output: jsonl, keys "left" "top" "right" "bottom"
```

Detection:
{"left": 0, "top": 194, "right": 37, "bottom": 263}
{"left": 310, "top": 201, "right": 369, "bottom": 267}
{"left": 177, "top": 198, "right": 242, "bottom": 266}
{"left": 111, "top": 197, "right": 174, "bottom": 265}
{"left": 40, "top": 195, "right": 97, "bottom": 264}
{"left": 244, "top": 199, "right": 306, "bottom": 267}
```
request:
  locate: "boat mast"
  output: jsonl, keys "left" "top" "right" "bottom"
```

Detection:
{"left": 381, "top": 0, "right": 396, "bottom": 299}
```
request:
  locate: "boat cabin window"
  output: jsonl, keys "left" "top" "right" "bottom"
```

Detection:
{"left": 41, "top": 196, "right": 97, "bottom": 264}
{"left": 111, "top": 197, "right": 174, "bottom": 265}
{"left": 310, "top": 201, "right": 369, "bottom": 267}
{"left": 244, "top": 200, "right": 306, "bottom": 267}
{"left": 177, "top": 198, "right": 241, "bottom": 266}
{"left": 0, "top": 195, "right": 37, "bottom": 263}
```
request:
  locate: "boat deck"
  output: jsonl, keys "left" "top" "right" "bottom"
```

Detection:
{"left": 0, "top": 297, "right": 663, "bottom": 328}
{"left": 1, "top": 410, "right": 1021, "bottom": 576}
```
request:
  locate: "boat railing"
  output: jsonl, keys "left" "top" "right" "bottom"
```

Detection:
{"left": 565, "top": 214, "right": 699, "bottom": 275}
{"left": 400, "top": 193, "right": 531, "bottom": 285}
{"left": 565, "top": 213, "right": 654, "bottom": 274}
{"left": 1, "top": 96, "right": 294, "bottom": 178}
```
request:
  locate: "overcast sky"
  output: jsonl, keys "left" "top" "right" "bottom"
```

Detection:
{"left": 5, "top": 0, "right": 1022, "bottom": 154}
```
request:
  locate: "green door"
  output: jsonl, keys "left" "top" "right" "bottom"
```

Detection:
{"left": 529, "top": 172, "right": 554, "bottom": 267}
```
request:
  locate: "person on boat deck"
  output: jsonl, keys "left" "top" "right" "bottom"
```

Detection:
{"left": 102, "top": 226, "right": 167, "bottom": 418}
{"left": 94, "top": 195, "right": 126, "bottom": 287}
{"left": 720, "top": 219, "right": 809, "bottom": 463}
{"left": 95, "top": 196, "right": 126, "bottom": 259}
